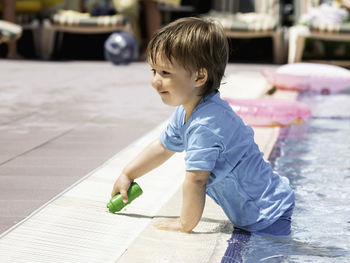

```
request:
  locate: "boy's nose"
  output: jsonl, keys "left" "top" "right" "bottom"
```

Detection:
{"left": 151, "top": 74, "right": 162, "bottom": 89}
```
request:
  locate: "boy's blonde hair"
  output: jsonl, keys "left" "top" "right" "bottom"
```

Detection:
{"left": 147, "top": 17, "right": 229, "bottom": 96}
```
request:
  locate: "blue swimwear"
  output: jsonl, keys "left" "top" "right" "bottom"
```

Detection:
{"left": 160, "top": 91, "right": 295, "bottom": 236}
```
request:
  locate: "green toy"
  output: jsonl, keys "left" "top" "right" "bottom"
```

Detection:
{"left": 107, "top": 182, "right": 143, "bottom": 213}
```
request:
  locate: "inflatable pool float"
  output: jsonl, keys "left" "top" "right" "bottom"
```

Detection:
{"left": 224, "top": 98, "right": 312, "bottom": 127}
{"left": 262, "top": 63, "right": 350, "bottom": 94}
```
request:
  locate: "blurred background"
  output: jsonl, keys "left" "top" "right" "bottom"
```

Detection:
{"left": 2, "top": 0, "right": 350, "bottom": 65}
{"left": 4, "top": 0, "right": 348, "bottom": 64}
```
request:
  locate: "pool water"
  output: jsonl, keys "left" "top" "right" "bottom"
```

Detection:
{"left": 222, "top": 91, "right": 350, "bottom": 262}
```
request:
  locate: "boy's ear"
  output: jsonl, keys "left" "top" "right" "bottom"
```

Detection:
{"left": 195, "top": 68, "right": 208, "bottom": 87}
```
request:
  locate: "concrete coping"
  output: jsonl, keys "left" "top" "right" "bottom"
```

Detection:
{"left": 0, "top": 70, "right": 298, "bottom": 263}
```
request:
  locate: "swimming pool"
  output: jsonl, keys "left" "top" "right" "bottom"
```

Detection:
{"left": 222, "top": 90, "right": 350, "bottom": 262}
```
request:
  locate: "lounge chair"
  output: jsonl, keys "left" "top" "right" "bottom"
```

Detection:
{"left": 0, "top": 0, "right": 41, "bottom": 56}
{"left": 288, "top": 0, "right": 350, "bottom": 66}
{"left": 0, "top": 20, "right": 22, "bottom": 44}
{"left": 41, "top": 5, "right": 133, "bottom": 59}
{"left": 202, "top": 0, "right": 284, "bottom": 63}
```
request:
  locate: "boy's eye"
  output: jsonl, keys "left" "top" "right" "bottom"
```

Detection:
{"left": 150, "top": 68, "right": 170, "bottom": 76}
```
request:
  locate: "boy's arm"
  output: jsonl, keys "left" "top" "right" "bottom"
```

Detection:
{"left": 154, "top": 170, "right": 210, "bottom": 233}
{"left": 111, "top": 138, "right": 175, "bottom": 200}
{"left": 342, "top": 0, "right": 350, "bottom": 11}
{"left": 181, "top": 170, "right": 210, "bottom": 232}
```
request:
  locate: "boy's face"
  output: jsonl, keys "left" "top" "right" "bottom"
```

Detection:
{"left": 149, "top": 56, "right": 202, "bottom": 111}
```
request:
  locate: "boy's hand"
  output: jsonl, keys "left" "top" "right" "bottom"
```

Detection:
{"left": 111, "top": 174, "right": 133, "bottom": 203}
{"left": 153, "top": 217, "right": 190, "bottom": 233}
{"left": 342, "top": 0, "right": 350, "bottom": 10}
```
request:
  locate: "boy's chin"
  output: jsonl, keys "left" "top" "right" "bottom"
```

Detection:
{"left": 162, "top": 100, "right": 177, "bottom": 107}
{"left": 159, "top": 97, "right": 178, "bottom": 107}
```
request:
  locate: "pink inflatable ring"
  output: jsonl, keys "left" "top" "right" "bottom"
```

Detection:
{"left": 261, "top": 63, "right": 350, "bottom": 94}
{"left": 224, "top": 98, "right": 312, "bottom": 127}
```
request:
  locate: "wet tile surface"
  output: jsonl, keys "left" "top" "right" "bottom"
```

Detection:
{"left": 0, "top": 61, "right": 174, "bottom": 233}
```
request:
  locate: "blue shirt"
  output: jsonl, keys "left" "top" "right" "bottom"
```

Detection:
{"left": 160, "top": 91, "right": 295, "bottom": 232}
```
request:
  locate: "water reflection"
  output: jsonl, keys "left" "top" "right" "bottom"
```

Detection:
{"left": 223, "top": 92, "right": 350, "bottom": 262}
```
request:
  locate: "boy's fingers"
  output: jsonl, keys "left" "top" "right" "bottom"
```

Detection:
{"left": 111, "top": 185, "right": 119, "bottom": 197}
{"left": 119, "top": 189, "right": 128, "bottom": 203}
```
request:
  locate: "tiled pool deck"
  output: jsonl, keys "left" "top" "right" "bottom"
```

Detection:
{"left": 0, "top": 60, "right": 293, "bottom": 262}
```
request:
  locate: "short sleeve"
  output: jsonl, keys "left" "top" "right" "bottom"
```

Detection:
{"left": 185, "top": 125, "right": 222, "bottom": 171}
{"left": 160, "top": 108, "right": 185, "bottom": 152}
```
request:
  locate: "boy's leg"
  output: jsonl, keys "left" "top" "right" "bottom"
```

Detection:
{"left": 254, "top": 203, "right": 295, "bottom": 237}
